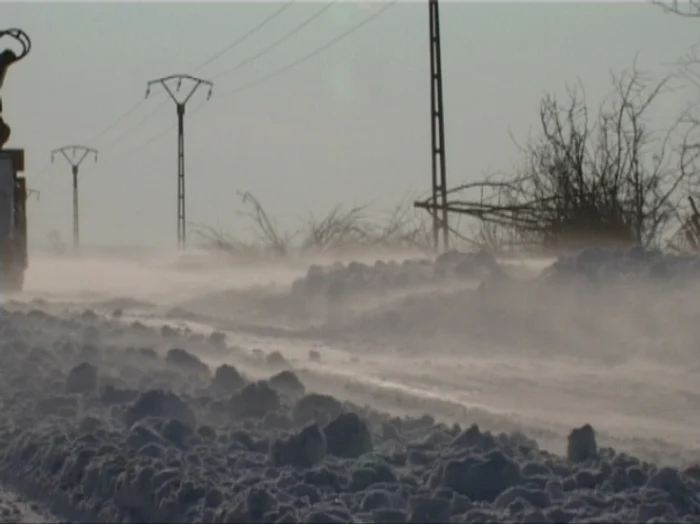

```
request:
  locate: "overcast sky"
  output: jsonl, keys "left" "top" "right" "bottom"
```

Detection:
{"left": 2, "top": 1, "right": 699, "bottom": 250}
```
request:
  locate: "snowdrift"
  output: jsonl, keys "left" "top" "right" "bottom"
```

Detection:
{"left": 168, "top": 246, "right": 700, "bottom": 364}
{"left": 237, "top": 247, "right": 693, "bottom": 360}
{"left": 540, "top": 247, "right": 700, "bottom": 284}
{"left": 289, "top": 251, "right": 505, "bottom": 303}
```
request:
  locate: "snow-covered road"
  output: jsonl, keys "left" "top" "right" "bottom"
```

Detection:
{"left": 20, "top": 249, "right": 700, "bottom": 462}
{"left": 107, "top": 304, "right": 700, "bottom": 465}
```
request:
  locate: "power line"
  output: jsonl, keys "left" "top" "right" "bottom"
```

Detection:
{"left": 101, "top": 97, "right": 170, "bottom": 151}
{"left": 216, "top": 0, "right": 397, "bottom": 98}
{"left": 118, "top": 97, "right": 208, "bottom": 156}
{"left": 90, "top": 2, "right": 299, "bottom": 154}
{"left": 211, "top": 0, "right": 339, "bottom": 81}
{"left": 121, "top": 122, "right": 178, "bottom": 156}
{"left": 190, "top": 0, "right": 297, "bottom": 75}
{"left": 119, "top": 1, "right": 397, "bottom": 155}
{"left": 116, "top": 0, "right": 336, "bottom": 147}
{"left": 82, "top": 100, "right": 144, "bottom": 145}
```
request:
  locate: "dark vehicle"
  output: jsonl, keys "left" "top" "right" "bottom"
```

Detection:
{"left": 0, "top": 149, "right": 27, "bottom": 291}
{"left": 0, "top": 28, "right": 31, "bottom": 292}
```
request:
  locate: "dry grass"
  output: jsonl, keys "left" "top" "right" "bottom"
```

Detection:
{"left": 189, "top": 191, "right": 481, "bottom": 261}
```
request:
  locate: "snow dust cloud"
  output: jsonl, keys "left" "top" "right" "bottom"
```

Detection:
{"left": 2, "top": 246, "right": 700, "bottom": 522}
{"left": 22, "top": 249, "right": 310, "bottom": 304}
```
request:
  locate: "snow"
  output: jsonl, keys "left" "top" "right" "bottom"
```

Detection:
{"left": 3, "top": 246, "right": 700, "bottom": 522}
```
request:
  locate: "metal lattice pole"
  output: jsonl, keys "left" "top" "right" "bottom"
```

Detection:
{"left": 429, "top": 0, "right": 449, "bottom": 253}
{"left": 145, "top": 75, "right": 213, "bottom": 250}
{"left": 50, "top": 145, "right": 98, "bottom": 252}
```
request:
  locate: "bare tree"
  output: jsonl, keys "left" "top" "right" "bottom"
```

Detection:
{"left": 655, "top": 0, "right": 700, "bottom": 17}
{"left": 649, "top": 2, "right": 700, "bottom": 251}
{"left": 429, "top": 64, "right": 697, "bottom": 254}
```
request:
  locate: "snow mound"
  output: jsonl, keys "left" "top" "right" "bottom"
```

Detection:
{"left": 0, "top": 305, "right": 699, "bottom": 523}
{"left": 541, "top": 246, "right": 700, "bottom": 283}
{"left": 289, "top": 251, "right": 504, "bottom": 303}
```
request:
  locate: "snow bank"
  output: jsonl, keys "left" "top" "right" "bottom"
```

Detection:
{"left": 265, "top": 246, "right": 700, "bottom": 362}
{"left": 540, "top": 247, "right": 700, "bottom": 283}
{"left": 0, "top": 306, "right": 698, "bottom": 523}
{"left": 288, "top": 247, "right": 700, "bottom": 302}
{"left": 287, "top": 251, "right": 504, "bottom": 310}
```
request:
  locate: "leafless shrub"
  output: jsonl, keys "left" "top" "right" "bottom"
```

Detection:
{"left": 309, "top": 198, "right": 435, "bottom": 254}
{"left": 668, "top": 196, "right": 700, "bottom": 252}
{"left": 655, "top": 0, "right": 700, "bottom": 17}
{"left": 238, "top": 191, "right": 296, "bottom": 257}
{"left": 375, "top": 203, "right": 434, "bottom": 252}
{"left": 648, "top": 6, "right": 700, "bottom": 252}
{"left": 424, "top": 64, "right": 697, "bottom": 255}
{"left": 192, "top": 193, "right": 441, "bottom": 259}
{"left": 299, "top": 204, "right": 371, "bottom": 253}
{"left": 188, "top": 223, "right": 259, "bottom": 259}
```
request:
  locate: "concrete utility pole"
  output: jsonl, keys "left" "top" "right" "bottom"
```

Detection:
{"left": 51, "top": 145, "right": 98, "bottom": 251}
{"left": 145, "top": 75, "right": 213, "bottom": 250}
{"left": 428, "top": 0, "right": 449, "bottom": 253}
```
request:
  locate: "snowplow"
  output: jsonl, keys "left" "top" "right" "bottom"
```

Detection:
{"left": 0, "top": 29, "right": 31, "bottom": 292}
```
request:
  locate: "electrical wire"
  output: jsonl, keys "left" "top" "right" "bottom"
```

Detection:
{"left": 118, "top": 96, "right": 209, "bottom": 156}
{"left": 190, "top": 0, "right": 297, "bottom": 75}
{"left": 217, "top": 0, "right": 397, "bottom": 99}
{"left": 93, "top": 3, "right": 300, "bottom": 155}
{"left": 101, "top": 97, "right": 170, "bottom": 151}
{"left": 116, "top": 1, "right": 396, "bottom": 156}
{"left": 122, "top": 0, "right": 339, "bottom": 146}
{"left": 211, "top": 0, "right": 338, "bottom": 81}
{"left": 82, "top": 100, "right": 144, "bottom": 145}
{"left": 119, "top": 118, "right": 180, "bottom": 157}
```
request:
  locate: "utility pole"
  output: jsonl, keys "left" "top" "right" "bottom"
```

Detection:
{"left": 51, "top": 145, "right": 98, "bottom": 252}
{"left": 429, "top": 0, "right": 449, "bottom": 253}
{"left": 145, "top": 75, "right": 213, "bottom": 250}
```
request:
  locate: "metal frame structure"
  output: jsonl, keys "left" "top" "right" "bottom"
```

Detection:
{"left": 414, "top": 4, "right": 546, "bottom": 252}
{"left": 414, "top": 0, "right": 450, "bottom": 254}
{"left": 145, "top": 74, "right": 213, "bottom": 250}
{"left": 51, "top": 145, "right": 98, "bottom": 251}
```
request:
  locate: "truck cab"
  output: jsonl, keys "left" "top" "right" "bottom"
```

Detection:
{"left": 0, "top": 148, "right": 27, "bottom": 291}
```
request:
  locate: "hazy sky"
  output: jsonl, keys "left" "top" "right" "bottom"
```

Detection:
{"left": 2, "top": 1, "right": 699, "bottom": 250}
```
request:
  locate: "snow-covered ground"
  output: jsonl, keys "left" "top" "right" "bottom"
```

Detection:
{"left": 2, "top": 247, "right": 700, "bottom": 522}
